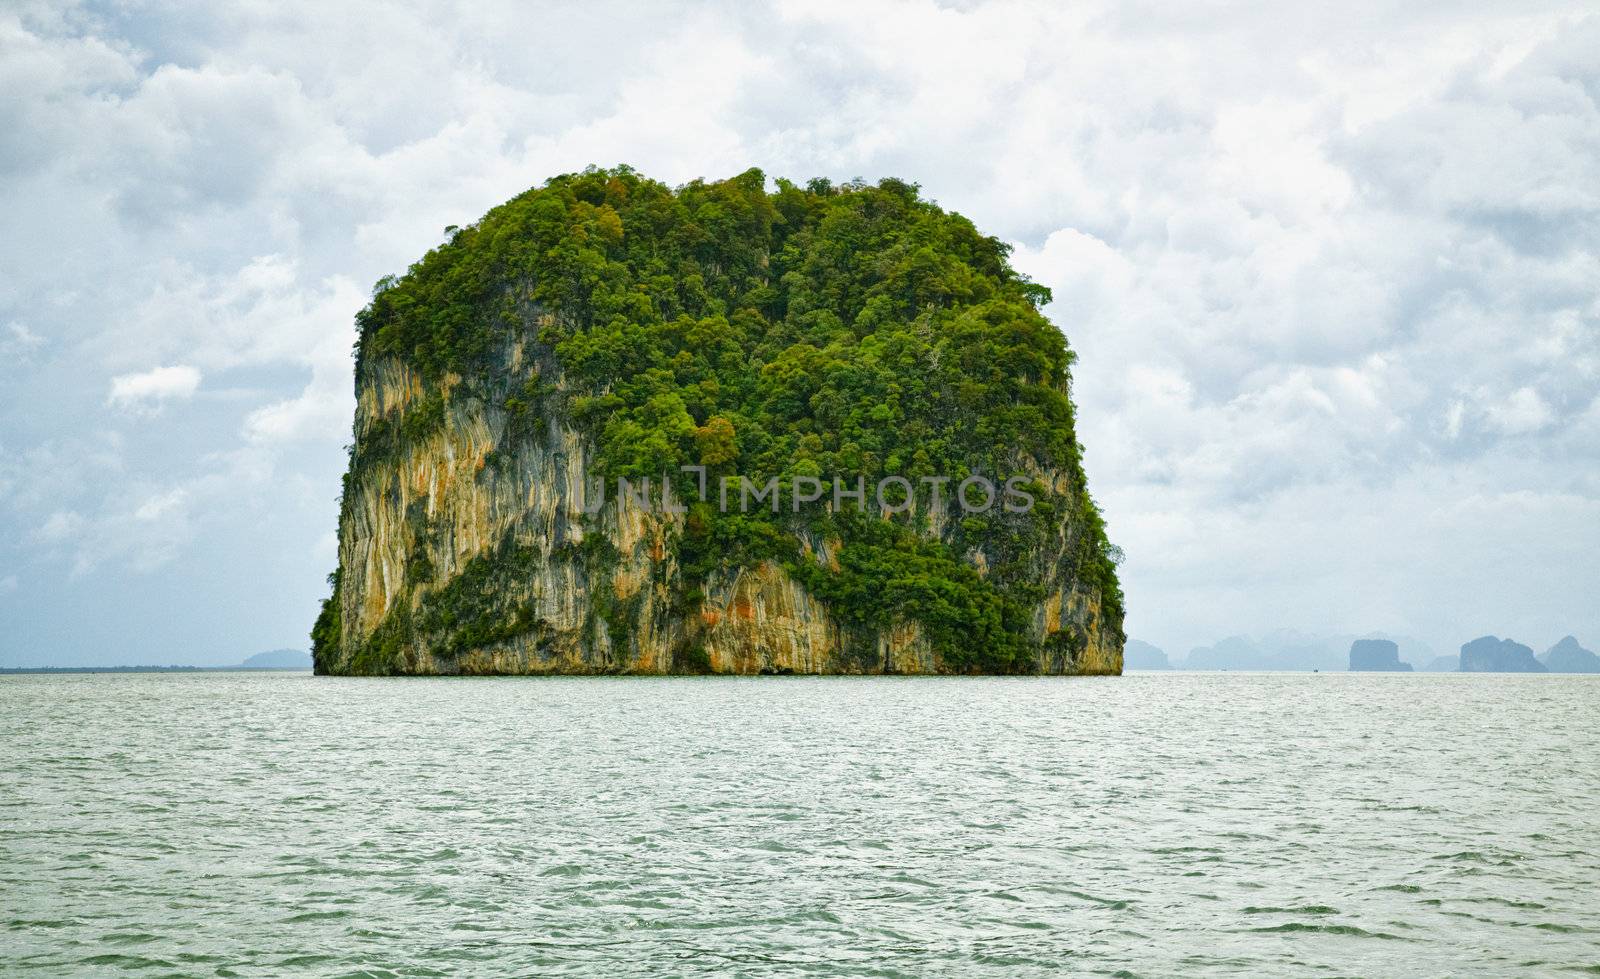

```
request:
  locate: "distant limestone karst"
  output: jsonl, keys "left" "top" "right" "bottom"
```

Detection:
{"left": 238, "top": 649, "right": 313, "bottom": 669}
{"left": 1459, "top": 635, "right": 1547, "bottom": 673}
{"left": 1540, "top": 636, "right": 1600, "bottom": 673}
{"left": 1348, "top": 638, "right": 1413, "bottom": 672}
{"left": 1123, "top": 639, "right": 1171, "bottom": 670}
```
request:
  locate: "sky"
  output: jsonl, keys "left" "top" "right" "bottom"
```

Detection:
{"left": 1, "top": 0, "right": 1597, "bottom": 666}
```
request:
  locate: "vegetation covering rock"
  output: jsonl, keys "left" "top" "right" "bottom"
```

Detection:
{"left": 313, "top": 167, "right": 1124, "bottom": 675}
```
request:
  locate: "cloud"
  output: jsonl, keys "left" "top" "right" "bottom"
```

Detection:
{"left": 35, "top": 509, "right": 84, "bottom": 544}
{"left": 1486, "top": 386, "right": 1555, "bottom": 435}
{"left": 0, "top": 0, "right": 1597, "bottom": 662}
{"left": 1, "top": 322, "right": 44, "bottom": 360}
{"left": 107, "top": 365, "right": 201, "bottom": 410}
{"left": 0, "top": 432, "right": 123, "bottom": 509}
{"left": 25, "top": 480, "right": 209, "bottom": 577}
{"left": 133, "top": 487, "right": 187, "bottom": 522}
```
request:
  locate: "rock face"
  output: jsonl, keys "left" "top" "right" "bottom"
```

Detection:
{"left": 313, "top": 169, "right": 1124, "bottom": 676}
{"left": 1541, "top": 636, "right": 1600, "bottom": 673}
{"left": 1422, "top": 655, "right": 1459, "bottom": 672}
{"left": 1459, "top": 636, "right": 1547, "bottom": 673}
{"left": 1348, "top": 638, "right": 1413, "bottom": 672}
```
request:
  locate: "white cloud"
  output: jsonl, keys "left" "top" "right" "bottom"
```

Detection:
{"left": 242, "top": 386, "right": 348, "bottom": 444}
{"left": 134, "top": 487, "right": 188, "bottom": 522}
{"left": 1486, "top": 386, "right": 1555, "bottom": 435}
{"left": 107, "top": 365, "right": 201, "bottom": 409}
{"left": 26, "top": 482, "right": 205, "bottom": 576}
{"left": 2, "top": 322, "right": 44, "bottom": 359}
{"left": 1, "top": 0, "right": 1597, "bottom": 660}
{"left": 35, "top": 509, "right": 84, "bottom": 543}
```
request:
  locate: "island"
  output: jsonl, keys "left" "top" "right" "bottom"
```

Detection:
{"left": 1541, "top": 636, "right": 1600, "bottom": 673}
{"left": 1459, "top": 635, "right": 1547, "bottom": 673}
{"left": 312, "top": 169, "right": 1124, "bottom": 676}
{"left": 1123, "top": 639, "right": 1171, "bottom": 670}
{"left": 1348, "top": 638, "right": 1413, "bottom": 671}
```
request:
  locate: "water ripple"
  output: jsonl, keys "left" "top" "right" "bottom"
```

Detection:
{"left": 2, "top": 672, "right": 1599, "bottom": 975}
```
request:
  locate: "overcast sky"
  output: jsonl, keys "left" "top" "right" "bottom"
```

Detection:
{"left": 2, "top": 0, "right": 1596, "bottom": 666}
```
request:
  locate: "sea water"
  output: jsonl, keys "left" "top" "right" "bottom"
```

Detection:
{"left": 3, "top": 672, "right": 1597, "bottom": 975}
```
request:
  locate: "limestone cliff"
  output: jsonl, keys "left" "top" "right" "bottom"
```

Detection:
{"left": 1459, "top": 636, "right": 1546, "bottom": 673}
{"left": 313, "top": 168, "right": 1124, "bottom": 676}
{"left": 1348, "top": 639, "right": 1413, "bottom": 672}
{"left": 1540, "top": 636, "right": 1600, "bottom": 673}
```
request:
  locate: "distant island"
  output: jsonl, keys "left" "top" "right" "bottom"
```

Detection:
{"left": 1135, "top": 630, "right": 1436, "bottom": 671}
{"left": 238, "top": 649, "right": 314, "bottom": 669}
{"left": 1541, "top": 636, "right": 1600, "bottom": 673}
{"left": 1125, "top": 633, "right": 1598, "bottom": 674}
{"left": 0, "top": 649, "right": 312, "bottom": 674}
{"left": 1123, "top": 639, "right": 1171, "bottom": 670}
{"left": 1459, "top": 636, "right": 1546, "bottom": 673}
{"left": 1348, "top": 639, "right": 1412, "bottom": 672}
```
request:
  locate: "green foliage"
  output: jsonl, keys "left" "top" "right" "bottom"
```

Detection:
{"left": 502, "top": 374, "right": 549, "bottom": 446}
{"left": 672, "top": 644, "right": 714, "bottom": 675}
{"left": 415, "top": 539, "right": 544, "bottom": 659}
{"left": 310, "top": 569, "right": 341, "bottom": 674}
{"left": 345, "top": 166, "right": 1123, "bottom": 670}
{"left": 350, "top": 608, "right": 409, "bottom": 676}
{"left": 787, "top": 512, "right": 1039, "bottom": 673}
{"left": 695, "top": 416, "right": 738, "bottom": 467}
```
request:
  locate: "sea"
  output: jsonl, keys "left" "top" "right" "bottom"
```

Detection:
{"left": 2, "top": 671, "right": 1597, "bottom": 976}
